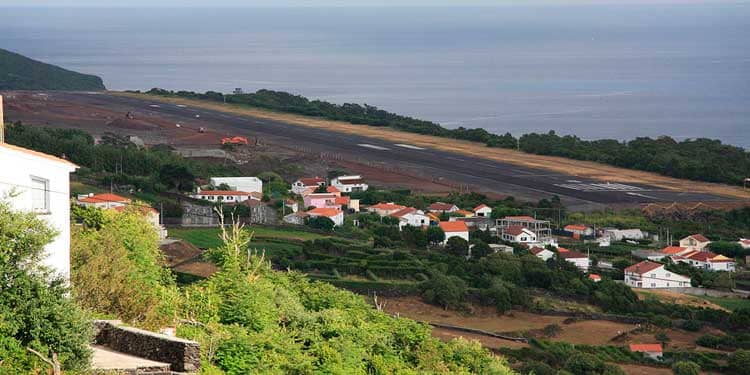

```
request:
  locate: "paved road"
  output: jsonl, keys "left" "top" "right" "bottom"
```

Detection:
{"left": 54, "top": 92, "right": 734, "bottom": 209}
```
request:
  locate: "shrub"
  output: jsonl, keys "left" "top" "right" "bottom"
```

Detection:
{"left": 680, "top": 320, "right": 703, "bottom": 332}
{"left": 420, "top": 272, "right": 468, "bottom": 310}
{"left": 672, "top": 361, "right": 701, "bottom": 375}
{"left": 446, "top": 236, "right": 469, "bottom": 257}
{"left": 728, "top": 349, "right": 750, "bottom": 375}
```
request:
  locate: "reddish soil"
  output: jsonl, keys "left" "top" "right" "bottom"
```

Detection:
{"left": 551, "top": 320, "right": 636, "bottom": 346}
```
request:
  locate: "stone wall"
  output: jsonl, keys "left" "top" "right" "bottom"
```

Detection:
{"left": 93, "top": 320, "right": 200, "bottom": 373}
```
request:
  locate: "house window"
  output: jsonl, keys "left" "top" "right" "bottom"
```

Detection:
{"left": 30, "top": 176, "right": 50, "bottom": 214}
{"left": 228, "top": 196, "right": 234, "bottom": 200}
{"left": 651, "top": 283, "right": 656, "bottom": 288}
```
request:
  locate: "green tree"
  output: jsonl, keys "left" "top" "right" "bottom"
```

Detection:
{"left": 159, "top": 163, "right": 195, "bottom": 191}
{"left": 446, "top": 236, "right": 469, "bottom": 257}
{"left": 420, "top": 272, "right": 468, "bottom": 310}
{"left": 672, "top": 361, "right": 701, "bottom": 375}
{"left": 471, "top": 240, "right": 492, "bottom": 258}
{"left": 0, "top": 202, "right": 92, "bottom": 372}
{"left": 426, "top": 226, "right": 445, "bottom": 246}
{"left": 306, "top": 216, "right": 335, "bottom": 231}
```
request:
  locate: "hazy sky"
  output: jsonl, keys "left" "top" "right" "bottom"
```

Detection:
{"left": 1, "top": 0, "right": 745, "bottom": 6}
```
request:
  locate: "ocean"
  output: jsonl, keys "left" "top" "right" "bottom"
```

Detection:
{"left": 1, "top": 4, "right": 749, "bottom": 146}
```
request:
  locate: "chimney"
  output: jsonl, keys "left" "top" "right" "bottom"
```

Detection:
{"left": 0, "top": 95, "right": 4, "bottom": 143}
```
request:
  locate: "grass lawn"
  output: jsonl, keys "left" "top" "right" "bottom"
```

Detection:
{"left": 699, "top": 295, "right": 750, "bottom": 312}
{"left": 170, "top": 226, "right": 329, "bottom": 248}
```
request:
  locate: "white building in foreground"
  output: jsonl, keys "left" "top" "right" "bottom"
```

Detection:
{"left": 331, "top": 175, "right": 368, "bottom": 193}
{"left": 624, "top": 260, "right": 691, "bottom": 289}
{"left": 0, "top": 141, "right": 78, "bottom": 279}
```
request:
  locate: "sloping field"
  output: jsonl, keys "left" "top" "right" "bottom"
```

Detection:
{"left": 119, "top": 92, "right": 750, "bottom": 200}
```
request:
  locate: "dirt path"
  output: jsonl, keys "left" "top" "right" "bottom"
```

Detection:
{"left": 118, "top": 92, "right": 750, "bottom": 200}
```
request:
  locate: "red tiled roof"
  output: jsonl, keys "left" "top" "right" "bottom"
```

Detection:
{"left": 504, "top": 225, "right": 527, "bottom": 236}
{"left": 473, "top": 204, "right": 490, "bottom": 212}
{"left": 529, "top": 247, "right": 547, "bottom": 255}
{"left": 629, "top": 344, "right": 662, "bottom": 353}
{"left": 369, "top": 202, "right": 405, "bottom": 211}
{"left": 334, "top": 196, "right": 350, "bottom": 205}
{"left": 78, "top": 193, "right": 130, "bottom": 203}
{"left": 455, "top": 209, "right": 474, "bottom": 216}
{"left": 559, "top": 250, "right": 587, "bottom": 259}
{"left": 390, "top": 207, "right": 417, "bottom": 218}
{"left": 326, "top": 186, "right": 340, "bottom": 193}
{"left": 429, "top": 202, "right": 456, "bottom": 211}
{"left": 504, "top": 215, "right": 536, "bottom": 221}
{"left": 624, "top": 261, "right": 663, "bottom": 275}
{"left": 557, "top": 247, "right": 570, "bottom": 252}
{"left": 740, "top": 239, "right": 750, "bottom": 245}
{"left": 298, "top": 177, "right": 325, "bottom": 186}
{"left": 661, "top": 246, "right": 687, "bottom": 255}
{"left": 198, "top": 190, "right": 255, "bottom": 196}
{"left": 685, "top": 251, "right": 718, "bottom": 262}
{"left": 307, "top": 207, "right": 342, "bottom": 217}
{"left": 439, "top": 221, "right": 468, "bottom": 233}
{"left": 687, "top": 234, "right": 710, "bottom": 243}
{"left": 1, "top": 143, "right": 79, "bottom": 168}
{"left": 564, "top": 224, "right": 588, "bottom": 231}
{"left": 588, "top": 274, "right": 601, "bottom": 281}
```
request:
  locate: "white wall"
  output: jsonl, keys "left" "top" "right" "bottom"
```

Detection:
{"left": 443, "top": 231, "right": 469, "bottom": 245}
{"left": 210, "top": 177, "right": 262, "bottom": 193}
{"left": 0, "top": 146, "right": 76, "bottom": 280}
{"left": 625, "top": 266, "right": 691, "bottom": 289}
{"left": 564, "top": 257, "right": 590, "bottom": 272}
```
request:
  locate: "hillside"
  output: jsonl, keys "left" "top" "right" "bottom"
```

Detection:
{"left": 0, "top": 48, "right": 105, "bottom": 90}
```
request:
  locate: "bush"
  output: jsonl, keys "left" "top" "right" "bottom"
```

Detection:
{"left": 651, "top": 315, "right": 673, "bottom": 328}
{"left": 728, "top": 349, "right": 750, "bottom": 375}
{"left": 672, "top": 361, "right": 701, "bottom": 375}
{"left": 420, "top": 272, "right": 468, "bottom": 310}
{"left": 564, "top": 352, "right": 605, "bottom": 374}
{"left": 446, "top": 237, "right": 469, "bottom": 257}
{"left": 680, "top": 320, "right": 703, "bottom": 332}
{"left": 518, "top": 360, "right": 555, "bottom": 375}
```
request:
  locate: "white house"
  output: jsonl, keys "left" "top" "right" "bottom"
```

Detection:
{"left": 738, "top": 238, "right": 750, "bottom": 250}
{"left": 564, "top": 224, "right": 594, "bottom": 237}
{"left": 624, "top": 261, "right": 691, "bottom": 289}
{"left": 77, "top": 192, "right": 130, "bottom": 209}
{"left": 306, "top": 207, "right": 344, "bottom": 226}
{"left": 391, "top": 207, "right": 430, "bottom": 230}
{"left": 473, "top": 204, "right": 492, "bottom": 217}
{"left": 679, "top": 234, "right": 711, "bottom": 251}
{"left": 530, "top": 246, "right": 555, "bottom": 261}
{"left": 439, "top": 221, "right": 470, "bottom": 245}
{"left": 330, "top": 175, "right": 368, "bottom": 193}
{"left": 367, "top": 202, "right": 407, "bottom": 217}
{"left": 0, "top": 141, "right": 78, "bottom": 279}
{"left": 291, "top": 177, "right": 325, "bottom": 195}
{"left": 190, "top": 189, "right": 261, "bottom": 203}
{"left": 209, "top": 177, "right": 262, "bottom": 193}
{"left": 557, "top": 249, "right": 590, "bottom": 271}
{"left": 674, "top": 250, "right": 736, "bottom": 272}
{"left": 501, "top": 225, "right": 537, "bottom": 244}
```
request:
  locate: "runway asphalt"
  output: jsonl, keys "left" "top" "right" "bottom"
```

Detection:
{"left": 52, "top": 92, "right": 735, "bottom": 210}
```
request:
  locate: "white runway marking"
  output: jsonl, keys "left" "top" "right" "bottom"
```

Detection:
{"left": 555, "top": 182, "right": 644, "bottom": 192}
{"left": 357, "top": 143, "right": 390, "bottom": 151}
{"left": 627, "top": 192, "right": 659, "bottom": 200}
{"left": 148, "top": 104, "right": 160, "bottom": 108}
{"left": 395, "top": 144, "right": 425, "bottom": 150}
{"left": 176, "top": 104, "right": 187, "bottom": 108}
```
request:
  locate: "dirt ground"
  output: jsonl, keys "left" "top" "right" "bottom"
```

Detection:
{"left": 617, "top": 363, "right": 674, "bottom": 375}
{"left": 635, "top": 289, "right": 729, "bottom": 312}
{"left": 551, "top": 320, "right": 636, "bottom": 346}
{"left": 118, "top": 92, "right": 750, "bottom": 201}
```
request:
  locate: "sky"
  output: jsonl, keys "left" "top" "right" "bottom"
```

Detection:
{"left": 1, "top": 0, "right": 745, "bottom": 6}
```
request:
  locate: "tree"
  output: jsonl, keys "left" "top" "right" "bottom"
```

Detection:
{"left": 306, "top": 216, "right": 335, "bottom": 231}
{"left": 0, "top": 202, "right": 92, "bottom": 372}
{"left": 446, "top": 237, "right": 469, "bottom": 257}
{"left": 158, "top": 163, "right": 195, "bottom": 191}
{"left": 426, "top": 226, "right": 445, "bottom": 246}
{"left": 420, "top": 272, "right": 468, "bottom": 310}
{"left": 471, "top": 240, "right": 492, "bottom": 258}
{"left": 564, "top": 352, "right": 605, "bottom": 374}
{"left": 672, "top": 361, "right": 700, "bottom": 375}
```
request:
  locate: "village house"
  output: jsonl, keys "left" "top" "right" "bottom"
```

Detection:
{"left": 306, "top": 207, "right": 344, "bottom": 226}
{"left": 209, "top": 177, "right": 263, "bottom": 193}
{"left": 738, "top": 238, "right": 750, "bottom": 250}
{"left": 454, "top": 209, "right": 474, "bottom": 218}
{"left": 557, "top": 248, "right": 590, "bottom": 271}
{"left": 449, "top": 216, "right": 494, "bottom": 231}
{"left": 189, "top": 189, "right": 262, "bottom": 203}
{"left": 283, "top": 199, "right": 299, "bottom": 213}
{"left": 330, "top": 175, "right": 368, "bottom": 193}
{"left": 473, "top": 204, "right": 492, "bottom": 217}
{"left": 624, "top": 261, "right": 691, "bottom": 289}
{"left": 439, "top": 221, "right": 470, "bottom": 245}
{"left": 428, "top": 202, "right": 459, "bottom": 213}
{"left": 588, "top": 274, "right": 602, "bottom": 282}
{"left": 679, "top": 234, "right": 711, "bottom": 251}
{"left": 497, "top": 215, "right": 553, "bottom": 245}
{"left": 501, "top": 225, "right": 537, "bottom": 245}
{"left": 0, "top": 138, "right": 78, "bottom": 279}
{"left": 283, "top": 211, "right": 308, "bottom": 226}
{"left": 367, "top": 202, "right": 407, "bottom": 217}
{"left": 530, "top": 247, "right": 555, "bottom": 261}
{"left": 674, "top": 250, "right": 736, "bottom": 272}
{"left": 303, "top": 193, "right": 340, "bottom": 210}
{"left": 326, "top": 185, "right": 341, "bottom": 196}
{"left": 489, "top": 244, "right": 514, "bottom": 254}
{"left": 602, "top": 228, "right": 645, "bottom": 242}
{"left": 564, "top": 224, "right": 594, "bottom": 237}
{"left": 77, "top": 192, "right": 130, "bottom": 209}
{"left": 291, "top": 177, "right": 325, "bottom": 195}
{"left": 390, "top": 207, "right": 430, "bottom": 230}
{"left": 629, "top": 344, "right": 663, "bottom": 360}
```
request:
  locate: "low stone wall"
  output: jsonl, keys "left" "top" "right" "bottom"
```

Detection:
{"left": 93, "top": 320, "right": 200, "bottom": 373}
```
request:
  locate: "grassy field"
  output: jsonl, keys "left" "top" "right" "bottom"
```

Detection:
{"left": 170, "top": 226, "right": 329, "bottom": 249}
{"left": 699, "top": 295, "right": 750, "bottom": 312}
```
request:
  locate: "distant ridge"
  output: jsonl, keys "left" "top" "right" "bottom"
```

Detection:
{"left": 0, "top": 48, "right": 105, "bottom": 90}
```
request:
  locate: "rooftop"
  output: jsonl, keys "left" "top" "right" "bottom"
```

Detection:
{"left": 78, "top": 193, "right": 130, "bottom": 204}
{"left": 0, "top": 142, "right": 79, "bottom": 168}
{"left": 624, "top": 260, "right": 663, "bottom": 275}
{"left": 439, "top": 221, "right": 469, "bottom": 232}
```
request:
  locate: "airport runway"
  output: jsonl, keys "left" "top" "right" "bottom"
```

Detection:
{"left": 47, "top": 92, "right": 736, "bottom": 209}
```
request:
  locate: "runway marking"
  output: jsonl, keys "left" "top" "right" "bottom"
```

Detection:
{"left": 446, "top": 156, "right": 465, "bottom": 162}
{"left": 626, "top": 192, "right": 659, "bottom": 200}
{"left": 555, "top": 182, "right": 644, "bottom": 192}
{"left": 148, "top": 104, "right": 161, "bottom": 108}
{"left": 357, "top": 143, "right": 390, "bottom": 151}
{"left": 395, "top": 144, "right": 425, "bottom": 150}
{"left": 176, "top": 104, "right": 187, "bottom": 108}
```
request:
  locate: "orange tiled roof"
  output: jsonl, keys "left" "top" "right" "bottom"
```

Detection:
{"left": 439, "top": 221, "right": 468, "bottom": 232}
{"left": 307, "top": 207, "right": 341, "bottom": 217}
{"left": 78, "top": 193, "right": 130, "bottom": 203}
{"left": 629, "top": 344, "right": 662, "bottom": 353}
{"left": 662, "top": 246, "right": 688, "bottom": 255}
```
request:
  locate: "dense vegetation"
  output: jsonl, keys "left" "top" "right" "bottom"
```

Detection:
{"left": 145, "top": 88, "right": 750, "bottom": 185}
{"left": 0, "top": 203, "right": 92, "bottom": 373}
{"left": 0, "top": 48, "right": 105, "bottom": 90}
{"left": 70, "top": 207, "right": 512, "bottom": 374}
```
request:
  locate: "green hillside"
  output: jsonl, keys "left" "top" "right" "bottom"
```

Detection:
{"left": 0, "top": 48, "right": 105, "bottom": 90}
